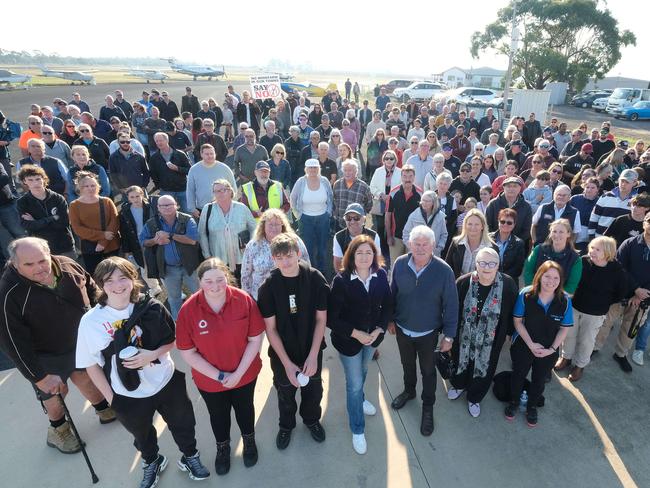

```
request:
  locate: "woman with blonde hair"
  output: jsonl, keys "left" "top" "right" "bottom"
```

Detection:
{"left": 523, "top": 218, "right": 582, "bottom": 294}
{"left": 554, "top": 236, "right": 627, "bottom": 381}
{"left": 240, "top": 209, "right": 310, "bottom": 300}
{"left": 445, "top": 208, "right": 497, "bottom": 278}
{"left": 267, "top": 143, "right": 292, "bottom": 189}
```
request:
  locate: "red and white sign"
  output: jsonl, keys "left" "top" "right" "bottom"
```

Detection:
{"left": 250, "top": 74, "right": 281, "bottom": 99}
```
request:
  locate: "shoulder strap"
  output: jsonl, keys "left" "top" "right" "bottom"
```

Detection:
{"left": 204, "top": 203, "right": 213, "bottom": 250}
{"left": 98, "top": 199, "right": 106, "bottom": 231}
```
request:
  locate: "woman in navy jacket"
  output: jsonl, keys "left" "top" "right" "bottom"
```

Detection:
{"left": 328, "top": 235, "right": 392, "bottom": 455}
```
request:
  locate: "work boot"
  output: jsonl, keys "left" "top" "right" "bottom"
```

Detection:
{"left": 420, "top": 406, "right": 434, "bottom": 436}
{"left": 214, "top": 440, "right": 230, "bottom": 476}
{"left": 96, "top": 406, "right": 117, "bottom": 424}
{"left": 391, "top": 391, "right": 416, "bottom": 410}
{"left": 242, "top": 433, "right": 258, "bottom": 467}
{"left": 46, "top": 421, "right": 81, "bottom": 454}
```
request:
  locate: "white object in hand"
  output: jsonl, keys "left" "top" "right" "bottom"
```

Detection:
{"left": 119, "top": 346, "right": 139, "bottom": 360}
{"left": 296, "top": 372, "right": 309, "bottom": 387}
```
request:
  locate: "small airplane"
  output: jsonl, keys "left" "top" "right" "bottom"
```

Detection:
{"left": 281, "top": 81, "right": 337, "bottom": 98}
{"left": 162, "top": 58, "right": 225, "bottom": 81}
{"left": 39, "top": 67, "right": 96, "bottom": 85}
{"left": 0, "top": 69, "right": 31, "bottom": 88}
{"left": 126, "top": 68, "right": 169, "bottom": 83}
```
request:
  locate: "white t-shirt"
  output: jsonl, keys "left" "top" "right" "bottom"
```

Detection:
{"left": 76, "top": 303, "right": 174, "bottom": 398}
{"left": 301, "top": 183, "right": 328, "bottom": 216}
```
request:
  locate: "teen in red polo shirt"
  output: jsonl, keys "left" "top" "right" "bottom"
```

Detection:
{"left": 176, "top": 258, "right": 265, "bottom": 476}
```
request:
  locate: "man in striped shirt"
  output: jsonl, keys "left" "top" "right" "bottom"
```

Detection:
{"left": 589, "top": 169, "right": 639, "bottom": 238}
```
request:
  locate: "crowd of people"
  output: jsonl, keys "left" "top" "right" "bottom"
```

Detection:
{"left": 0, "top": 82, "right": 649, "bottom": 488}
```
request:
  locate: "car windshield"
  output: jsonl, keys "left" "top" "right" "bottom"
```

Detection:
{"left": 611, "top": 88, "right": 635, "bottom": 99}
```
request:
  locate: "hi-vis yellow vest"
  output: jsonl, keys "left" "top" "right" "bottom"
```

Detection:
{"left": 242, "top": 181, "right": 283, "bottom": 220}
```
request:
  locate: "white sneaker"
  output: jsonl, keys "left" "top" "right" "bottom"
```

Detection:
{"left": 468, "top": 402, "right": 481, "bottom": 418}
{"left": 362, "top": 400, "right": 376, "bottom": 416}
{"left": 447, "top": 388, "right": 464, "bottom": 400}
{"left": 352, "top": 434, "right": 367, "bottom": 455}
{"left": 632, "top": 350, "right": 644, "bottom": 366}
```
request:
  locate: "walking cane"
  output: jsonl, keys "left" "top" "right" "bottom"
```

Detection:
{"left": 57, "top": 394, "right": 99, "bottom": 484}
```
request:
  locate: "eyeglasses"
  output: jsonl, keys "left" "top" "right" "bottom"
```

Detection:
{"left": 41, "top": 131, "right": 53, "bottom": 135}
{"left": 499, "top": 220, "right": 514, "bottom": 225}
{"left": 30, "top": 122, "right": 42, "bottom": 125}
{"left": 345, "top": 215, "right": 362, "bottom": 222}
{"left": 332, "top": 135, "right": 340, "bottom": 137}
{"left": 158, "top": 203, "right": 176, "bottom": 208}
{"left": 213, "top": 188, "right": 229, "bottom": 194}
{"left": 460, "top": 169, "right": 471, "bottom": 173}
{"left": 533, "top": 160, "right": 543, "bottom": 164}
{"left": 78, "top": 129, "right": 90, "bottom": 133}
{"left": 477, "top": 261, "right": 499, "bottom": 269}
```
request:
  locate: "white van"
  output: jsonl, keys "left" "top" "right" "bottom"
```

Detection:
{"left": 606, "top": 88, "right": 650, "bottom": 114}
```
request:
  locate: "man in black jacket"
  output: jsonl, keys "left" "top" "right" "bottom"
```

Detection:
{"left": 181, "top": 86, "right": 200, "bottom": 116}
{"left": 159, "top": 91, "right": 180, "bottom": 121}
{"left": 0, "top": 237, "right": 115, "bottom": 454}
{"left": 149, "top": 132, "right": 191, "bottom": 213}
{"left": 108, "top": 135, "right": 150, "bottom": 195}
{"left": 18, "top": 138, "right": 68, "bottom": 196}
{"left": 485, "top": 177, "right": 533, "bottom": 247}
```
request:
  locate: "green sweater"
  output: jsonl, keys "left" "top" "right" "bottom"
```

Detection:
{"left": 523, "top": 245, "right": 583, "bottom": 294}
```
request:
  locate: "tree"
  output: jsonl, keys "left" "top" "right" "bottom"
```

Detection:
{"left": 470, "top": 0, "right": 636, "bottom": 92}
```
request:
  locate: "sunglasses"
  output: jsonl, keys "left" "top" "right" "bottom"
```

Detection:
{"left": 345, "top": 215, "right": 362, "bottom": 222}
{"left": 30, "top": 122, "right": 41, "bottom": 125}
{"left": 79, "top": 129, "right": 90, "bottom": 133}
{"left": 276, "top": 151, "right": 285, "bottom": 155}
{"left": 533, "top": 160, "right": 543, "bottom": 164}
{"left": 460, "top": 169, "right": 471, "bottom": 173}
{"left": 475, "top": 148, "right": 483, "bottom": 151}
{"left": 119, "top": 140, "right": 131, "bottom": 145}
{"left": 384, "top": 157, "right": 395, "bottom": 161}
{"left": 41, "top": 131, "right": 53, "bottom": 135}
{"left": 499, "top": 220, "right": 514, "bottom": 225}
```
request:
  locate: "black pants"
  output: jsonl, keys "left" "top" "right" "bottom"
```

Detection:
{"left": 510, "top": 339, "right": 557, "bottom": 409}
{"left": 82, "top": 249, "right": 119, "bottom": 276}
{"left": 199, "top": 379, "right": 256, "bottom": 443}
{"left": 450, "top": 359, "right": 498, "bottom": 404}
{"left": 111, "top": 370, "right": 197, "bottom": 464}
{"left": 395, "top": 327, "right": 438, "bottom": 406}
{"left": 270, "top": 352, "right": 323, "bottom": 430}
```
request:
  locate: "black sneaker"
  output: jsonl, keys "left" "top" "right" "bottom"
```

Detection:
{"left": 526, "top": 407, "right": 538, "bottom": 427}
{"left": 504, "top": 402, "right": 517, "bottom": 421}
{"left": 391, "top": 391, "right": 416, "bottom": 410}
{"left": 214, "top": 441, "right": 230, "bottom": 476}
{"left": 420, "top": 406, "right": 434, "bottom": 436}
{"left": 178, "top": 451, "right": 210, "bottom": 481}
{"left": 613, "top": 353, "right": 633, "bottom": 373}
{"left": 242, "top": 433, "right": 258, "bottom": 467}
{"left": 276, "top": 428, "right": 292, "bottom": 450}
{"left": 307, "top": 421, "right": 326, "bottom": 443}
{"left": 140, "top": 454, "right": 168, "bottom": 488}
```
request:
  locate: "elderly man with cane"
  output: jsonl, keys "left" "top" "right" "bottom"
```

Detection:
{"left": 0, "top": 237, "right": 116, "bottom": 454}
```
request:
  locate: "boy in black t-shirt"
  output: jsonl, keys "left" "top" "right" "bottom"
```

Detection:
{"left": 257, "top": 234, "right": 329, "bottom": 450}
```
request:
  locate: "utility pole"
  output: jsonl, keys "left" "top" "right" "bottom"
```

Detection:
{"left": 502, "top": 0, "right": 520, "bottom": 119}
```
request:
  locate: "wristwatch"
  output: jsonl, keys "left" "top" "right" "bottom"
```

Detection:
{"left": 217, "top": 371, "right": 225, "bottom": 382}
{"left": 168, "top": 232, "right": 174, "bottom": 241}
{"left": 443, "top": 337, "right": 454, "bottom": 344}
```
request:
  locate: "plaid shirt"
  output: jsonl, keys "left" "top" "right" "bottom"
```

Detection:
{"left": 332, "top": 178, "right": 373, "bottom": 227}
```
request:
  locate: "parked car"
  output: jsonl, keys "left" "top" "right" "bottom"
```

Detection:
{"left": 488, "top": 97, "right": 512, "bottom": 111}
{"left": 570, "top": 91, "right": 613, "bottom": 108}
{"left": 442, "top": 87, "right": 501, "bottom": 104}
{"left": 383, "top": 79, "right": 413, "bottom": 94}
{"left": 609, "top": 101, "right": 650, "bottom": 121}
{"left": 592, "top": 97, "right": 610, "bottom": 113}
{"left": 392, "top": 81, "right": 446, "bottom": 102}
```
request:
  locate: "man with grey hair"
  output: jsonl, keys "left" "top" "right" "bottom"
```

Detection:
{"left": 41, "top": 124, "right": 73, "bottom": 166}
{"left": 406, "top": 139, "right": 433, "bottom": 188}
{"left": 0, "top": 237, "right": 115, "bottom": 454}
{"left": 388, "top": 225, "right": 458, "bottom": 436}
{"left": 234, "top": 128, "right": 270, "bottom": 185}
{"left": 99, "top": 94, "right": 127, "bottom": 122}
{"left": 17, "top": 138, "right": 68, "bottom": 196}
{"left": 150, "top": 131, "right": 192, "bottom": 213}
{"left": 259, "top": 119, "right": 283, "bottom": 155}
{"left": 332, "top": 159, "right": 373, "bottom": 229}
{"left": 531, "top": 184, "right": 581, "bottom": 245}
{"left": 316, "top": 141, "right": 338, "bottom": 185}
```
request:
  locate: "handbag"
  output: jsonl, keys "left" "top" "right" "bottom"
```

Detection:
{"left": 80, "top": 199, "right": 106, "bottom": 254}
{"left": 435, "top": 350, "right": 456, "bottom": 380}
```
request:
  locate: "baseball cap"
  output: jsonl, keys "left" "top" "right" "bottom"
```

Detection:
{"left": 442, "top": 142, "right": 453, "bottom": 151}
{"left": 581, "top": 142, "right": 593, "bottom": 153}
{"left": 618, "top": 140, "right": 629, "bottom": 149}
{"left": 511, "top": 140, "right": 523, "bottom": 147}
{"left": 305, "top": 158, "right": 320, "bottom": 168}
{"left": 503, "top": 176, "right": 523, "bottom": 186}
{"left": 344, "top": 203, "right": 365, "bottom": 217}
{"left": 619, "top": 169, "right": 638, "bottom": 182}
{"left": 255, "top": 160, "right": 270, "bottom": 171}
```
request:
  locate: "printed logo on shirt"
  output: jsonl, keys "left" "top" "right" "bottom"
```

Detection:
{"left": 198, "top": 319, "right": 209, "bottom": 335}
{"left": 101, "top": 320, "right": 143, "bottom": 346}
{"left": 543, "top": 214, "right": 553, "bottom": 220}
{"left": 289, "top": 294, "right": 297, "bottom": 314}
{"left": 550, "top": 314, "right": 563, "bottom": 322}
{"left": 51, "top": 207, "right": 58, "bottom": 216}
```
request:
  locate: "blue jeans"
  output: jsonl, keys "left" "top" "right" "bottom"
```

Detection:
{"left": 162, "top": 265, "right": 198, "bottom": 319}
{"left": 299, "top": 213, "right": 330, "bottom": 273}
{"left": 635, "top": 315, "right": 650, "bottom": 352}
{"left": 0, "top": 202, "right": 26, "bottom": 259}
{"left": 159, "top": 190, "right": 189, "bottom": 214}
{"left": 338, "top": 346, "right": 375, "bottom": 434}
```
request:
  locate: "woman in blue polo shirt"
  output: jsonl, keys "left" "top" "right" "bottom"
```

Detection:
{"left": 505, "top": 260, "right": 573, "bottom": 427}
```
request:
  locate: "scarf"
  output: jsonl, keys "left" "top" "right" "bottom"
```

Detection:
{"left": 457, "top": 271, "right": 503, "bottom": 378}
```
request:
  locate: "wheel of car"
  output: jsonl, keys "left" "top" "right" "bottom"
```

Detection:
{"left": 594, "top": 109, "right": 601, "bottom": 113}
{"left": 630, "top": 113, "right": 639, "bottom": 121}
{"left": 581, "top": 102, "right": 588, "bottom": 108}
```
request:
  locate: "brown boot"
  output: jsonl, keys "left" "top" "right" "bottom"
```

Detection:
{"left": 569, "top": 366, "right": 584, "bottom": 382}
{"left": 554, "top": 357, "right": 571, "bottom": 371}
{"left": 46, "top": 421, "right": 82, "bottom": 454}
{"left": 96, "top": 406, "right": 117, "bottom": 424}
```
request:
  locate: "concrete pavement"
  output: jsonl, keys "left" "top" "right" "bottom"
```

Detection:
{"left": 1, "top": 326, "right": 648, "bottom": 488}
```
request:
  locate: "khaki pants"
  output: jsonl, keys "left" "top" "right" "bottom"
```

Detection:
{"left": 389, "top": 237, "right": 407, "bottom": 267}
{"left": 594, "top": 302, "right": 649, "bottom": 357}
{"left": 561, "top": 309, "right": 605, "bottom": 367}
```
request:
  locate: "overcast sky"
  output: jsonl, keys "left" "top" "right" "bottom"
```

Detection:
{"left": 3, "top": 0, "right": 645, "bottom": 80}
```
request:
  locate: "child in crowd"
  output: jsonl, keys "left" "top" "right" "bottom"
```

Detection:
{"left": 523, "top": 170, "right": 553, "bottom": 213}
{"left": 457, "top": 197, "right": 477, "bottom": 231}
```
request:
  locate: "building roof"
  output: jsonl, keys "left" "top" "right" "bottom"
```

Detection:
{"left": 436, "top": 66, "right": 506, "bottom": 77}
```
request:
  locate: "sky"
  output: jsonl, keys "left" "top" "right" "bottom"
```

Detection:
{"left": 2, "top": 0, "right": 646, "bottom": 80}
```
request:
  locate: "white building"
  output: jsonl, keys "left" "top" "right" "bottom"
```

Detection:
{"left": 433, "top": 66, "right": 506, "bottom": 89}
